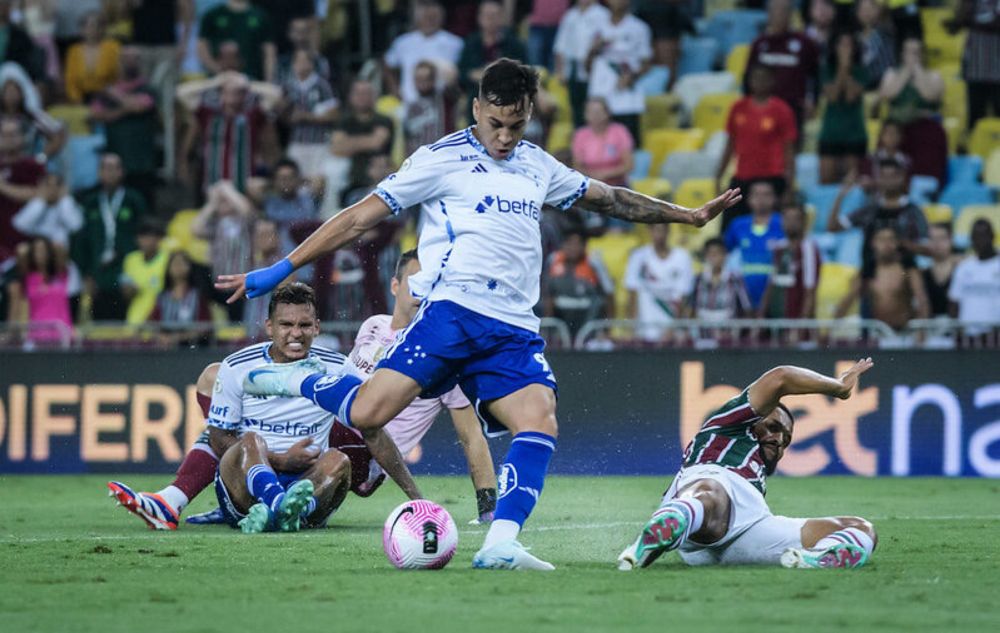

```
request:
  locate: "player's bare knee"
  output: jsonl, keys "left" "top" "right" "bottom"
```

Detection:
{"left": 319, "top": 450, "right": 352, "bottom": 481}
{"left": 347, "top": 396, "right": 388, "bottom": 430}
{"left": 841, "top": 515, "right": 877, "bottom": 543}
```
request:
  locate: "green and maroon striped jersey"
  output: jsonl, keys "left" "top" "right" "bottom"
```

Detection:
{"left": 680, "top": 389, "right": 768, "bottom": 495}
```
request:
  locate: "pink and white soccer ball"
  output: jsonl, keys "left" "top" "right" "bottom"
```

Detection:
{"left": 383, "top": 500, "right": 458, "bottom": 569}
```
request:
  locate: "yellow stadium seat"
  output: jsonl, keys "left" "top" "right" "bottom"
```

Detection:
{"left": 955, "top": 205, "right": 1000, "bottom": 247}
{"left": 640, "top": 93, "right": 682, "bottom": 139}
{"left": 943, "top": 116, "right": 962, "bottom": 155}
{"left": 921, "top": 8, "right": 952, "bottom": 35}
{"left": 643, "top": 128, "right": 706, "bottom": 175}
{"left": 400, "top": 226, "right": 418, "bottom": 252}
{"left": 969, "top": 117, "right": 1000, "bottom": 159}
{"left": 692, "top": 93, "right": 739, "bottom": 136}
{"left": 816, "top": 262, "right": 859, "bottom": 320}
{"left": 984, "top": 149, "right": 1000, "bottom": 187}
{"left": 866, "top": 119, "right": 882, "bottom": 152}
{"left": 47, "top": 104, "right": 91, "bottom": 136}
{"left": 942, "top": 77, "right": 967, "bottom": 131}
{"left": 670, "top": 213, "right": 722, "bottom": 254}
{"left": 673, "top": 178, "right": 717, "bottom": 210}
{"left": 588, "top": 231, "right": 644, "bottom": 318}
{"left": 923, "top": 203, "right": 953, "bottom": 225}
{"left": 630, "top": 177, "right": 672, "bottom": 199}
{"left": 726, "top": 44, "right": 750, "bottom": 80}
{"left": 925, "top": 30, "right": 965, "bottom": 69}
{"left": 547, "top": 120, "right": 574, "bottom": 154}
{"left": 375, "top": 95, "right": 401, "bottom": 118}
{"left": 167, "top": 209, "right": 211, "bottom": 265}
{"left": 216, "top": 325, "right": 248, "bottom": 341}
{"left": 545, "top": 73, "right": 572, "bottom": 124}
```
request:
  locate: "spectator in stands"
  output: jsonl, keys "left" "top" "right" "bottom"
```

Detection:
{"left": 836, "top": 225, "right": 929, "bottom": 332}
{"left": 0, "top": 0, "right": 43, "bottom": 81}
{"left": 759, "top": 203, "right": 822, "bottom": 320}
{"left": 948, "top": 1, "right": 1000, "bottom": 130}
{"left": 806, "top": 0, "right": 836, "bottom": 52}
{"left": 624, "top": 223, "right": 694, "bottom": 342}
{"left": 244, "top": 216, "right": 281, "bottom": 339}
{"left": 949, "top": 219, "right": 1000, "bottom": 337}
{"left": 178, "top": 71, "right": 279, "bottom": 193}
{"left": 89, "top": 45, "right": 159, "bottom": 206}
{"left": 856, "top": 0, "right": 895, "bottom": 90}
{"left": 120, "top": 220, "right": 168, "bottom": 325}
{"left": 0, "top": 117, "right": 45, "bottom": 263}
{"left": 265, "top": 158, "right": 316, "bottom": 259}
{"left": 923, "top": 223, "right": 961, "bottom": 318}
{"left": 827, "top": 157, "right": 929, "bottom": 266}
{"left": 887, "top": 0, "right": 922, "bottom": 45}
{"left": 879, "top": 38, "right": 947, "bottom": 184}
{"left": 190, "top": 180, "right": 254, "bottom": 321}
{"left": 276, "top": 16, "right": 332, "bottom": 85}
{"left": 858, "top": 120, "right": 911, "bottom": 194}
{"left": 64, "top": 11, "right": 120, "bottom": 104}
{"left": 7, "top": 236, "right": 72, "bottom": 344}
{"left": 525, "top": 0, "right": 568, "bottom": 70}
{"left": 403, "top": 61, "right": 458, "bottom": 157}
{"left": 717, "top": 65, "right": 797, "bottom": 228}
{"left": 724, "top": 180, "right": 785, "bottom": 311}
{"left": 687, "top": 238, "right": 753, "bottom": 322}
{"left": 586, "top": 0, "right": 653, "bottom": 143}
{"left": 150, "top": 250, "right": 212, "bottom": 347}
{"left": 327, "top": 79, "right": 393, "bottom": 205}
{"left": 20, "top": 0, "right": 61, "bottom": 83}
{"left": 543, "top": 228, "right": 614, "bottom": 337}
{"left": 553, "top": 0, "right": 611, "bottom": 128}
{"left": 383, "top": 0, "right": 463, "bottom": 105}
{"left": 458, "top": 0, "right": 526, "bottom": 119}
{"left": 73, "top": 153, "right": 145, "bottom": 321}
{"left": 253, "top": 0, "right": 315, "bottom": 56}
{"left": 745, "top": 0, "right": 821, "bottom": 130}
{"left": 0, "top": 62, "right": 66, "bottom": 162}
{"left": 53, "top": 0, "right": 101, "bottom": 61}
{"left": 281, "top": 50, "right": 338, "bottom": 180}
{"left": 635, "top": 0, "right": 695, "bottom": 92}
{"left": 571, "top": 97, "right": 634, "bottom": 188}
{"left": 818, "top": 32, "right": 868, "bottom": 184}
{"left": 198, "top": 0, "right": 276, "bottom": 81}
{"left": 12, "top": 172, "right": 80, "bottom": 249}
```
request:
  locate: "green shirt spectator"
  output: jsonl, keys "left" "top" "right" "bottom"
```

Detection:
{"left": 198, "top": 0, "right": 276, "bottom": 81}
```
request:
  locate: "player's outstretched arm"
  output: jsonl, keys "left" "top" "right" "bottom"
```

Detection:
{"left": 747, "top": 358, "right": 875, "bottom": 416}
{"left": 215, "top": 194, "right": 393, "bottom": 303}
{"left": 361, "top": 427, "right": 423, "bottom": 500}
{"left": 573, "top": 179, "right": 742, "bottom": 227}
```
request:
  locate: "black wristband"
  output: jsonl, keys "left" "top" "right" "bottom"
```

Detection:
{"left": 476, "top": 488, "right": 497, "bottom": 516}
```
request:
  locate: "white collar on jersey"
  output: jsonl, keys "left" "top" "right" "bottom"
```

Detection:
{"left": 466, "top": 126, "right": 519, "bottom": 162}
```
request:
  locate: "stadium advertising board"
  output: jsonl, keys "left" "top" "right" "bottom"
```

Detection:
{"left": 0, "top": 350, "right": 997, "bottom": 477}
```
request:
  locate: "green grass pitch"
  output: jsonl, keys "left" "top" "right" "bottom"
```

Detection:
{"left": 1, "top": 475, "right": 998, "bottom": 633}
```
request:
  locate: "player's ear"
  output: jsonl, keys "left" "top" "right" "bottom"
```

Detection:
{"left": 472, "top": 96, "right": 480, "bottom": 123}
{"left": 390, "top": 276, "right": 400, "bottom": 298}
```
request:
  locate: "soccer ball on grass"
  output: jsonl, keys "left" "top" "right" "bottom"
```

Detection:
{"left": 383, "top": 500, "right": 458, "bottom": 569}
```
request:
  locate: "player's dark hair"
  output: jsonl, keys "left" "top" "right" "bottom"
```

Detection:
{"left": 268, "top": 282, "right": 317, "bottom": 318}
{"left": 394, "top": 249, "right": 419, "bottom": 281}
{"left": 703, "top": 237, "right": 726, "bottom": 254}
{"left": 274, "top": 157, "right": 301, "bottom": 175}
{"left": 479, "top": 58, "right": 538, "bottom": 114}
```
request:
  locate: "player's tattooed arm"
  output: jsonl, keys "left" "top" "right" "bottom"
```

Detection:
{"left": 361, "top": 427, "right": 423, "bottom": 500}
{"left": 573, "top": 180, "right": 742, "bottom": 227}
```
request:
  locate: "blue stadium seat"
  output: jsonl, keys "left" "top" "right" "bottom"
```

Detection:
{"left": 909, "top": 175, "right": 940, "bottom": 205}
{"left": 939, "top": 183, "right": 994, "bottom": 210}
{"left": 806, "top": 184, "right": 866, "bottom": 233}
{"left": 630, "top": 149, "right": 652, "bottom": 181}
{"left": 702, "top": 10, "right": 767, "bottom": 58}
{"left": 796, "top": 153, "right": 819, "bottom": 192}
{"left": 678, "top": 37, "right": 720, "bottom": 77}
{"left": 947, "top": 155, "right": 983, "bottom": 185}
{"left": 636, "top": 66, "right": 670, "bottom": 96}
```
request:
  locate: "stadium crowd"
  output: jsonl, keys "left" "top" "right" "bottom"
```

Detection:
{"left": 0, "top": 0, "right": 997, "bottom": 349}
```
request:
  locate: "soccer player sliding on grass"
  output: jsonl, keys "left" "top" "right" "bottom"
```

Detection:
{"left": 618, "top": 358, "right": 878, "bottom": 570}
{"left": 217, "top": 57, "right": 740, "bottom": 569}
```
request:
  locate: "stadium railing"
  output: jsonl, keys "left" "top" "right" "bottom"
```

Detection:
{"left": 573, "top": 318, "right": 1000, "bottom": 350}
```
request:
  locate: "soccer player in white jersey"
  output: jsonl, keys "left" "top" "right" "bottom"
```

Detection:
{"left": 344, "top": 249, "right": 499, "bottom": 522}
{"left": 210, "top": 283, "right": 421, "bottom": 533}
{"left": 617, "top": 359, "right": 879, "bottom": 570}
{"left": 218, "top": 58, "right": 741, "bottom": 568}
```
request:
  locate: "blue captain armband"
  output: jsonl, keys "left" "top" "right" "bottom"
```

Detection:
{"left": 245, "top": 258, "right": 294, "bottom": 298}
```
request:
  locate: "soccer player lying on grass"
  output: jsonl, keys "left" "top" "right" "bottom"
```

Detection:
{"left": 108, "top": 255, "right": 499, "bottom": 529}
{"left": 218, "top": 57, "right": 740, "bottom": 570}
{"left": 618, "top": 358, "right": 878, "bottom": 570}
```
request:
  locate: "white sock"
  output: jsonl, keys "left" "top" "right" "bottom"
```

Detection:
{"left": 157, "top": 485, "right": 190, "bottom": 512}
{"left": 482, "top": 519, "right": 520, "bottom": 550}
{"left": 813, "top": 528, "right": 875, "bottom": 556}
{"left": 652, "top": 497, "right": 705, "bottom": 543}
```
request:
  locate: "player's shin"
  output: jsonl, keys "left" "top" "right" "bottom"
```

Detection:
{"left": 161, "top": 445, "right": 219, "bottom": 512}
{"left": 482, "top": 432, "right": 556, "bottom": 549}
{"left": 301, "top": 373, "right": 364, "bottom": 426}
{"left": 634, "top": 498, "right": 706, "bottom": 567}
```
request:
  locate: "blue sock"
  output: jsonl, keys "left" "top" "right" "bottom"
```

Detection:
{"left": 301, "top": 373, "right": 363, "bottom": 427}
{"left": 493, "top": 432, "right": 556, "bottom": 527}
{"left": 246, "top": 464, "right": 285, "bottom": 513}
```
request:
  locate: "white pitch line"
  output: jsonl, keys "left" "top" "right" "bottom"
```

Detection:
{"left": 3, "top": 516, "right": 999, "bottom": 545}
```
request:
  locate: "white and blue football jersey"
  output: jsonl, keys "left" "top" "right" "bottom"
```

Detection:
{"left": 206, "top": 342, "right": 351, "bottom": 453}
{"left": 373, "top": 127, "right": 590, "bottom": 332}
